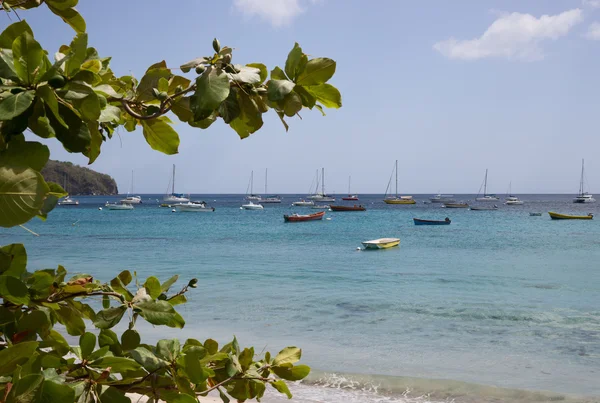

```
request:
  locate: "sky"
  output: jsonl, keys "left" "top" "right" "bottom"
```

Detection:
{"left": 6, "top": 0, "right": 600, "bottom": 194}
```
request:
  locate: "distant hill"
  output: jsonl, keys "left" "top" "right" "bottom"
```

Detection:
{"left": 41, "top": 160, "right": 118, "bottom": 195}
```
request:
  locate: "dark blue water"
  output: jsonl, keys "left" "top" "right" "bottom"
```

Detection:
{"left": 2, "top": 194, "right": 599, "bottom": 402}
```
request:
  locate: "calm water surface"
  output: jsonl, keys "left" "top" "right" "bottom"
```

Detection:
{"left": 2, "top": 194, "right": 599, "bottom": 402}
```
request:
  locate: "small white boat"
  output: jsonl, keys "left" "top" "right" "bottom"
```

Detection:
{"left": 58, "top": 195, "right": 79, "bottom": 206}
{"left": 573, "top": 159, "right": 595, "bottom": 203}
{"left": 292, "top": 200, "right": 314, "bottom": 206}
{"left": 241, "top": 201, "right": 264, "bottom": 210}
{"left": 311, "top": 204, "right": 330, "bottom": 209}
{"left": 261, "top": 168, "right": 282, "bottom": 203}
{"left": 245, "top": 170, "right": 261, "bottom": 201}
{"left": 504, "top": 196, "right": 523, "bottom": 205}
{"left": 470, "top": 205, "right": 499, "bottom": 211}
{"left": 362, "top": 238, "right": 400, "bottom": 249}
{"left": 175, "top": 201, "right": 215, "bottom": 212}
{"left": 120, "top": 196, "right": 142, "bottom": 204}
{"left": 529, "top": 212, "right": 542, "bottom": 216}
{"left": 163, "top": 164, "right": 189, "bottom": 203}
{"left": 475, "top": 169, "right": 499, "bottom": 201}
{"left": 309, "top": 168, "right": 335, "bottom": 202}
{"left": 105, "top": 202, "right": 134, "bottom": 210}
{"left": 430, "top": 194, "right": 455, "bottom": 203}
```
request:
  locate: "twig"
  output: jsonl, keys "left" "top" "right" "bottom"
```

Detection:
{"left": 19, "top": 225, "right": 39, "bottom": 236}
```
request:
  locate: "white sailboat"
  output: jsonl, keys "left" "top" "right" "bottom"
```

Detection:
{"left": 475, "top": 169, "right": 499, "bottom": 202}
{"left": 245, "top": 170, "right": 261, "bottom": 201}
{"left": 309, "top": 168, "right": 335, "bottom": 202}
{"left": 58, "top": 174, "right": 79, "bottom": 206}
{"left": 342, "top": 176, "right": 359, "bottom": 201}
{"left": 261, "top": 168, "right": 281, "bottom": 203}
{"left": 383, "top": 160, "right": 415, "bottom": 204}
{"left": 164, "top": 164, "right": 189, "bottom": 203}
{"left": 120, "top": 170, "right": 142, "bottom": 204}
{"left": 573, "top": 159, "right": 595, "bottom": 203}
{"left": 504, "top": 182, "right": 524, "bottom": 205}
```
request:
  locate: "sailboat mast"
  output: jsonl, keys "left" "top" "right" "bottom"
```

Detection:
{"left": 172, "top": 164, "right": 175, "bottom": 194}
{"left": 348, "top": 176, "right": 351, "bottom": 194}
{"left": 322, "top": 167, "right": 325, "bottom": 195}
{"left": 265, "top": 168, "right": 268, "bottom": 195}
{"left": 395, "top": 160, "right": 398, "bottom": 198}
{"left": 484, "top": 169, "right": 488, "bottom": 196}
{"left": 251, "top": 170, "right": 254, "bottom": 194}
{"left": 580, "top": 159, "right": 585, "bottom": 196}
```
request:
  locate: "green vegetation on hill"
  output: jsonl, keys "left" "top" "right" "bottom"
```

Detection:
{"left": 41, "top": 160, "right": 118, "bottom": 195}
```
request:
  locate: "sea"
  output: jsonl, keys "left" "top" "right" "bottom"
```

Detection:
{"left": 1, "top": 194, "right": 599, "bottom": 403}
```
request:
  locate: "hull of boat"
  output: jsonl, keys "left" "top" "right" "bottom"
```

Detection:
{"left": 246, "top": 196, "right": 261, "bottom": 201}
{"left": 342, "top": 196, "right": 359, "bottom": 201}
{"left": 470, "top": 207, "right": 498, "bottom": 211}
{"left": 329, "top": 205, "right": 366, "bottom": 211}
{"left": 58, "top": 202, "right": 79, "bottom": 206}
{"left": 476, "top": 197, "right": 500, "bottom": 202}
{"left": 242, "top": 204, "right": 263, "bottom": 210}
{"left": 573, "top": 197, "right": 596, "bottom": 203}
{"left": 120, "top": 198, "right": 142, "bottom": 204}
{"left": 548, "top": 211, "right": 593, "bottom": 220}
{"left": 309, "top": 195, "right": 335, "bottom": 202}
{"left": 164, "top": 196, "right": 189, "bottom": 203}
{"left": 261, "top": 200, "right": 282, "bottom": 203}
{"left": 106, "top": 204, "right": 133, "bottom": 210}
{"left": 413, "top": 218, "right": 451, "bottom": 225}
{"left": 284, "top": 211, "right": 325, "bottom": 222}
{"left": 443, "top": 203, "right": 469, "bottom": 208}
{"left": 384, "top": 199, "right": 416, "bottom": 205}
{"left": 362, "top": 238, "right": 400, "bottom": 249}
{"left": 311, "top": 205, "right": 330, "bottom": 209}
{"left": 292, "top": 201, "right": 314, "bottom": 206}
{"left": 505, "top": 201, "right": 524, "bottom": 205}
{"left": 530, "top": 212, "right": 542, "bottom": 216}
{"left": 176, "top": 205, "right": 215, "bottom": 212}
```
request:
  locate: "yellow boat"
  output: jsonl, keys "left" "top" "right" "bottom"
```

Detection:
{"left": 383, "top": 160, "right": 415, "bottom": 204}
{"left": 548, "top": 212, "right": 593, "bottom": 220}
{"left": 362, "top": 238, "right": 400, "bottom": 249}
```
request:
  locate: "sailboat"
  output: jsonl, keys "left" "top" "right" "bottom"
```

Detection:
{"left": 120, "top": 170, "right": 142, "bottom": 204}
{"left": 58, "top": 173, "right": 79, "bottom": 206}
{"left": 573, "top": 159, "right": 595, "bottom": 203}
{"left": 261, "top": 168, "right": 281, "bottom": 203}
{"left": 342, "top": 176, "right": 359, "bottom": 201}
{"left": 245, "top": 170, "right": 261, "bottom": 201}
{"left": 475, "top": 169, "right": 499, "bottom": 201}
{"left": 383, "top": 160, "right": 415, "bottom": 204}
{"left": 163, "top": 164, "right": 189, "bottom": 203}
{"left": 504, "top": 182, "right": 523, "bottom": 205}
{"left": 309, "top": 168, "right": 335, "bottom": 202}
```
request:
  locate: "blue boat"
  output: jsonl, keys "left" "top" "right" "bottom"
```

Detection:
{"left": 413, "top": 217, "right": 451, "bottom": 225}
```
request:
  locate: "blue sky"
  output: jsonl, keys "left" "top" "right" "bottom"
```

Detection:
{"left": 8, "top": 0, "right": 600, "bottom": 194}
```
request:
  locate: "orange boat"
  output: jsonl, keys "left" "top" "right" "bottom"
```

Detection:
{"left": 283, "top": 211, "right": 325, "bottom": 222}
{"left": 329, "top": 205, "right": 366, "bottom": 211}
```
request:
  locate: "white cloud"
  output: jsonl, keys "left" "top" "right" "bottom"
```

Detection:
{"left": 233, "top": 0, "right": 312, "bottom": 27}
{"left": 585, "top": 21, "right": 600, "bottom": 39}
{"left": 434, "top": 9, "right": 584, "bottom": 61}
{"left": 583, "top": 0, "right": 600, "bottom": 8}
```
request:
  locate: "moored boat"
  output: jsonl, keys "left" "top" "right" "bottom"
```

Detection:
{"left": 413, "top": 217, "right": 451, "bottom": 225}
{"left": 58, "top": 195, "right": 79, "bottom": 206}
{"left": 383, "top": 160, "right": 415, "bottom": 204}
{"left": 443, "top": 202, "right": 469, "bottom": 208}
{"left": 529, "top": 212, "right": 542, "bottom": 216}
{"left": 175, "top": 201, "right": 215, "bottom": 212}
{"left": 548, "top": 211, "right": 593, "bottom": 220}
{"left": 164, "top": 164, "right": 189, "bottom": 203}
{"left": 309, "top": 168, "right": 335, "bottom": 202}
{"left": 430, "top": 194, "right": 455, "bottom": 203}
{"left": 470, "top": 205, "right": 498, "bottom": 211}
{"left": 342, "top": 176, "right": 359, "bottom": 201}
{"left": 475, "top": 169, "right": 499, "bottom": 201}
{"left": 245, "top": 170, "right": 261, "bottom": 201}
{"left": 361, "top": 238, "right": 400, "bottom": 249}
{"left": 261, "top": 169, "right": 281, "bottom": 203}
{"left": 241, "top": 201, "right": 264, "bottom": 210}
{"left": 329, "top": 205, "right": 366, "bottom": 211}
{"left": 283, "top": 211, "right": 325, "bottom": 222}
{"left": 573, "top": 159, "right": 595, "bottom": 203}
{"left": 105, "top": 202, "right": 134, "bottom": 210}
{"left": 292, "top": 200, "right": 314, "bottom": 206}
{"left": 120, "top": 196, "right": 142, "bottom": 204}
{"left": 311, "top": 204, "right": 330, "bottom": 209}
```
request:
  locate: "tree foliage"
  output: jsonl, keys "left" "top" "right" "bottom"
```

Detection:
{"left": 0, "top": 0, "right": 341, "bottom": 401}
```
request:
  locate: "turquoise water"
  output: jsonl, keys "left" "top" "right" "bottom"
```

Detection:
{"left": 2, "top": 194, "right": 599, "bottom": 402}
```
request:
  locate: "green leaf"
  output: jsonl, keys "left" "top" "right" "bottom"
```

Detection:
{"left": 97, "top": 386, "right": 129, "bottom": 403}
{"left": 117, "top": 270, "right": 132, "bottom": 286}
{"left": 98, "top": 105, "right": 121, "bottom": 123}
{"left": 282, "top": 91, "right": 302, "bottom": 117}
{"left": 161, "top": 275, "right": 179, "bottom": 292}
{"left": 85, "top": 122, "right": 102, "bottom": 164}
{"left": 89, "top": 356, "right": 142, "bottom": 373}
{"left": 191, "top": 66, "right": 230, "bottom": 121}
{"left": 64, "top": 33, "right": 87, "bottom": 77}
{"left": 296, "top": 57, "right": 336, "bottom": 86}
{"left": 135, "top": 300, "right": 185, "bottom": 328}
{"left": 109, "top": 273, "right": 133, "bottom": 301}
{"left": 7, "top": 373, "right": 44, "bottom": 402}
{"left": 0, "top": 166, "right": 49, "bottom": 228}
{"left": 0, "top": 21, "right": 33, "bottom": 49}
{"left": 228, "top": 91, "right": 263, "bottom": 139}
{"left": 166, "top": 294, "right": 186, "bottom": 306}
{"left": 129, "top": 347, "right": 166, "bottom": 372}
{"left": 120, "top": 329, "right": 140, "bottom": 351}
{"left": 144, "top": 276, "right": 161, "bottom": 299}
{"left": 271, "top": 380, "right": 292, "bottom": 399}
{"left": 271, "top": 66, "right": 287, "bottom": 80}
{"left": 267, "top": 79, "right": 295, "bottom": 102}
{"left": 28, "top": 99, "right": 56, "bottom": 139}
{"left": 246, "top": 63, "right": 267, "bottom": 83}
{"left": 49, "top": 104, "right": 91, "bottom": 153}
{"left": 183, "top": 349, "right": 208, "bottom": 384}
{"left": 293, "top": 85, "right": 316, "bottom": 109}
{"left": 271, "top": 364, "right": 310, "bottom": 381}
{"left": 46, "top": 5, "right": 86, "bottom": 34}
{"left": 0, "top": 341, "right": 38, "bottom": 376}
{"left": 218, "top": 88, "right": 241, "bottom": 124}
{"left": 180, "top": 57, "right": 208, "bottom": 73}
{"left": 79, "top": 93, "right": 101, "bottom": 121}
{"left": 79, "top": 332, "right": 96, "bottom": 360}
{"left": 135, "top": 64, "right": 171, "bottom": 102}
{"left": 171, "top": 97, "right": 192, "bottom": 123}
{"left": 56, "top": 304, "right": 86, "bottom": 336}
{"left": 166, "top": 394, "right": 198, "bottom": 403}
{"left": 36, "top": 85, "right": 67, "bottom": 127}
{"left": 285, "top": 42, "right": 304, "bottom": 81}
{"left": 304, "top": 84, "right": 342, "bottom": 108}
{"left": 229, "top": 65, "right": 261, "bottom": 84}
{"left": 0, "top": 138, "right": 49, "bottom": 172}
{"left": 98, "top": 329, "right": 122, "bottom": 356}
{"left": 93, "top": 306, "right": 126, "bottom": 329}
{"left": 141, "top": 118, "right": 179, "bottom": 155}
{"left": 272, "top": 347, "right": 301, "bottom": 366}
{"left": 204, "top": 339, "right": 218, "bottom": 355}
{"left": 156, "top": 339, "right": 180, "bottom": 362}
{"left": 12, "top": 32, "right": 44, "bottom": 85}
{"left": 0, "top": 243, "right": 27, "bottom": 277}
{"left": 0, "top": 90, "right": 35, "bottom": 120}
{"left": 41, "top": 380, "right": 75, "bottom": 403}
{"left": 0, "top": 49, "right": 19, "bottom": 81}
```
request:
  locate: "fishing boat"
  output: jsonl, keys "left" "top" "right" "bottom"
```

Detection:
{"left": 383, "top": 160, "right": 415, "bottom": 204}
{"left": 175, "top": 201, "right": 215, "bottom": 212}
{"left": 329, "top": 205, "right": 366, "bottom": 211}
{"left": 245, "top": 170, "right": 261, "bottom": 201}
{"left": 283, "top": 211, "right": 325, "bottom": 222}
{"left": 573, "top": 159, "right": 595, "bottom": 203}
{"left": 241, "top": 201, "right": 264, "bottom": 210}
{"left": 261, "top": 169, "right": 281, "bottom": 203}
{"left": 309, "top": 168, "right": 335, "bottom": 202}
{"left": 292, "top": 200, "right": 314, "bottom": 206}
{"left": 413, "top": 217, "right": 451, "bottom": 225}
{"left": 120, "top": 170, "right": 142, "bottom": 204}
{"left": 164, "top": 164, "right": 189, "bottom": 203}
{"left": 105, "top": 202, "right": 134, "bottom": 210}
{"left": 548, "top": 211, "right": 593, "bottom": 220}
{"left": 361, "top": 238, "right": 400, "bottom": 249}
{"left": 470, "top": 205, "right": 499, "bottom": 211}
{"left": 475, "top": 169, "right": 499, "bottom": 201}
{"left": 443, "top": 202, "right": 469, "bottom": 208}
{"left": 529, "top": 212, "right": 542, "bottom": 216}
{"left": 504, "top": 182, "right": 523, "bottom": 205}
{"left": 430, "top": 194, "right": 455, "bottom": 203}
{"left": 342, "top": 176, "right": 359, "bottom": 201}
